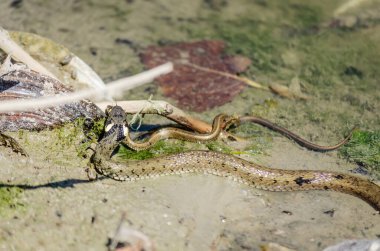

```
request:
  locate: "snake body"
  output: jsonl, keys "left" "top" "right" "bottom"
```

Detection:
{"left": 91, "top": 106, "right": 380, "bottom": 211}
{"left": 123, "top": 114, "right": 236, "bottom": 151}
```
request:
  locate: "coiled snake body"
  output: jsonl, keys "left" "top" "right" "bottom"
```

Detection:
{"left": 90, "top": 106, "right": 380, "bottom": 211}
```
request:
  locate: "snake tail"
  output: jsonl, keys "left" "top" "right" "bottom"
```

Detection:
{"left": 239, "top": 116, "right": 354, "bottom": 152}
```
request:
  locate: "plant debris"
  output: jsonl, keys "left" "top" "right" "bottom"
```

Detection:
{"left": 269, "top": 76, "right": 310, "bottom": 100}
{"left": 0, "top": 68, "right": 104, "bottom": 131}
{"left": 140, "top": 40, "right": 254, "bottom": 112}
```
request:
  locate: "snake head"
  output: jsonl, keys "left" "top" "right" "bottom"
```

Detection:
{"left": 105, "top": 105, "right": 126, "bottom": 124}
{"left": 104, "top": 105, "right": 129, "bottom": 141}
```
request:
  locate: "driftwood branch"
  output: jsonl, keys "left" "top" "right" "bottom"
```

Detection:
{"left": 97, "top": 100, "right": 212, "bottom": 133}
{"left": 96, "top": 100, "right": 241, "bottom": 141}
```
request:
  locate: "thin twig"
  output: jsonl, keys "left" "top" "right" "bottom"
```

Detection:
{"left": 183, "top": 62, "right": 269, "bottom": 90}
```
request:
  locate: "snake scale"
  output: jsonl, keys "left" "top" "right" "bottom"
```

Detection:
{"left": 90, "top": 105, "right": 380, "bottom": 211}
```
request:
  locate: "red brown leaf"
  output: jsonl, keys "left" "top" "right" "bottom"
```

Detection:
{"left": 140, "top": 40, "right": 251, "bottom": 112}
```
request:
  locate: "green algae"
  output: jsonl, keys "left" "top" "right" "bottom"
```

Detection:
{"left": 115, "top": 132, "right": 242, "bottom": 160}
{"left": 86, "top": 118, "right": 106, "bottom": 140}
{"left": 181, "top": 2, "right": 379, "bottom": 97}
{"left": 75, "top": 117, "right": 106, "bottom": 158}
{"left": 290, "top": 3, "right": 322, "bottom": 29}
{"left": 0, "top": 187, "right": 24, "bottom": 217}
{"left": 186, "top": 17, "right": 284, "bottom": 76}
{"left": 117, "top": 140, "right": 188, "bottom": 160}
{"left": 54, "top": 123, "right": 82, "bottom": 147}
{"left": 205, "top": 141, "right": 233, "bottom": 154}
{"left": 51, "top": 117, "right": 105, "bottom": 158}
{"left": 298, "top": 32, "right": 380, "bottom": 93}
{"left": 339, "top": 130, "right": 380, "bottom": 177}
{"left": 244, "top": 136, "right": 273, "bottom": 156}
{"left": 251, "top": 98, "right": 279, "bottom": 117}
{"left": 304, "top": 107, "right": 330, "bottom": 124}
{"left": 227, "top": 121, "right": 274, "bottom": 156}
{"left": 183, "top": 3, "right": 322, "bottom": 79}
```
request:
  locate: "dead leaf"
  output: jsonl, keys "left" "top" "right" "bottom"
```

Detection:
{"left": 140, "top": 40, "right": 254, "bottom": 112}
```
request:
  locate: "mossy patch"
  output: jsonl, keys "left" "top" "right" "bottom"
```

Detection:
{"left": 251, "top": 98, "right": 279, "bottom": 117}
{"left": 50, "top": 117, "right": 106, "bottom": 158}
{"left": 290, "top": 3, "right": 322, "bottom": 29}
{"left": 304, "top": 107, "right": 330, "bottom": 124}
{"left": 54, "top": 121, "right": 83, "bottom": 147}
{"left": 75, "top": 117, "right": 106, "bottom": 158}
{"left": 180, "top": 2, "right": 380, "bottom": 98}
{"left": 7, "top": 117, "right": 107, "bottom": 172}
{"left": 205, "top": 141, "right": 233, "bottom": 154}
{"left": 116, "top": 135, "right": 246, "bottom": 160}
{"left": 244, "top": 136, "right": 273, "bottom": 156}
{"left": 117, "top": 140, "right": 189, "bottom": 160}
{"left": 0, "top": 187, "right": 24, "bottom": 217}
{"left": 228, "top": 122, "right": 274, "bottom": 156}
{"left": 186, "top": 17, "right": 284, "bottom": 76}
{"left": 298, "top": 31, "right": 380, "bottom": 93}
{"left": 339, "top": 130, "right": 380, "bottom": 177}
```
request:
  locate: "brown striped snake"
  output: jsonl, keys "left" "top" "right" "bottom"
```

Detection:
{"left": 88, "top": 105, "right": 380, "bottom": 211}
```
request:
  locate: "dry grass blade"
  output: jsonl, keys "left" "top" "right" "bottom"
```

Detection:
{"left": 183, "top": 62, "right": 269, "bottom": 90}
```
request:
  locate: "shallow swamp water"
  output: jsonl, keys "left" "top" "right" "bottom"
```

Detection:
{"left": 0, "top": 0, "right": 380, "bottom": 250}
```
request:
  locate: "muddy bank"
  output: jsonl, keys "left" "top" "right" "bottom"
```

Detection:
{"left": 0, "top": 0, "right": 379, "bottom": 250}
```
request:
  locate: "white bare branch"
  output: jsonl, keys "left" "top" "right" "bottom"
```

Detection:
{"left": 0, "top": 62, "right": 173, "bottom": 112}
